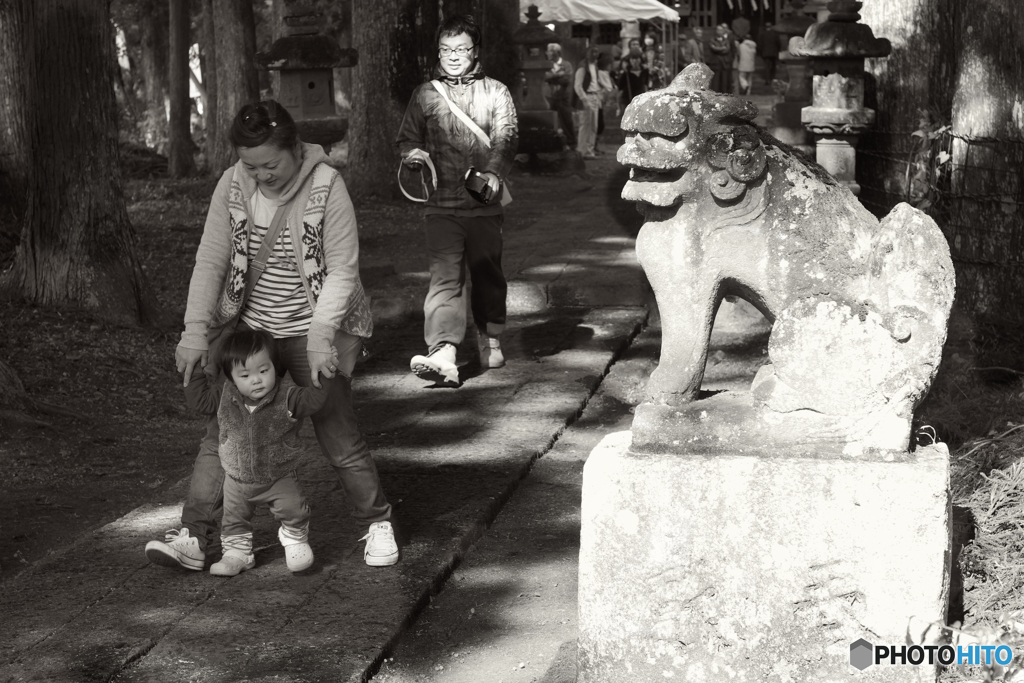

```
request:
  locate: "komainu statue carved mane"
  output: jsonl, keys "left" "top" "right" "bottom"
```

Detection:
{"left": 620, "top": 63, "right": 955, "bottom": 454}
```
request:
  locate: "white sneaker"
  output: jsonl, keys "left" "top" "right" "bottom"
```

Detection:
{"left": 478, "top": 335, "right": 504, "bottom": 368}
{"left": 410, "top": 343, "right": 459, "bottom": 386}
{"left": 145, "top": 528, "right": 205, "bottom": 571}
{"left": 360, "top": 521, "right": 399, "bottom": 567}
{"left": 209, "top": 548, "right": 255, "bottom": 577}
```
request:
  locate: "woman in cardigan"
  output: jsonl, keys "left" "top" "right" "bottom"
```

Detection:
{"left": 145, "top": 101, "right": 399, "bottom": 571}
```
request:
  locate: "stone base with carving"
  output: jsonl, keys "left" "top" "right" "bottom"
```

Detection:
{"left": 578, "top": 429, "right": 949, "bottom": 683}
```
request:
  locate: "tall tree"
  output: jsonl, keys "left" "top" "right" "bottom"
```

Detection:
{"left": 0, "top": 0, "right": 30, "bottom": 219}
{"left": 944, "top": 1, "right": 1024, "bottom": 319}
{"left": 861, "top": 0, "right": 1024, "bottom": 320}
{"left": 137, "top": 0, "right": 170, "bottom": 152}
{"left": 349, "top": 0, "right": 435, "bottom": 197}
{"left": 1, "top": 0, "right": 157, "bottom": 325}
{"left": 207, "top": 0, "right": 259, "bottom": 174}
{"left": 199, "top": 0, "right": 219, "bottom": 168}
{"left": 168, "top": 0, "right": 196, "bottom": 176}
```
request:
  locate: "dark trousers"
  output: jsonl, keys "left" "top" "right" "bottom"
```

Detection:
{"left": 551, "top": 98, "right": 576, "bottom": 148}
{"left": 764, "top": 57, "right": 777, "bottom": 83}
{"left": 710, "top": 60, "right": 732, "bottom": 94}
{"left": 423, "top": 213, "right": 507, "bottom": 350}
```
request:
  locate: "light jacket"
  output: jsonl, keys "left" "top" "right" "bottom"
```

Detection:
{"left": 395, "top": 62, "right": 518, "bottom": 214}
{"left": 180, "top": 142, "right": 369, "bottom": 355}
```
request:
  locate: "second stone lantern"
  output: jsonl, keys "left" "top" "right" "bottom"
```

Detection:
{"left": 789, "top": 0, "right": 891, "bottom": 195}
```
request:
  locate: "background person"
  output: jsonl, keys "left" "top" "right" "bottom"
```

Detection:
{"left": 617, "top": 48, "right": 650, "bottom": 108}
{"left": 394, "top": 14, "right": 519, "bottom": 385}
{"left": 758, "top": 22, "right": 780, "bottom": 84}
{"left": 737, "top": 35, "right": 758, "bottom": 95}
{"left": 544, "top": 43, "right": 576, "bottom": 150}
{"left": 595, "top": 51, "right": 617, "bottom": 154}
{"left": 708, "top": 23, "right": 736, "bottom": 94}
{"left": 679, "top": 27, "right": 704, "bottom": 70}
{"left": 574, "top": 46, "right": 602, "bottom": 159}
{"left": 145, "top": 100, "right": 399, "bottom": 572}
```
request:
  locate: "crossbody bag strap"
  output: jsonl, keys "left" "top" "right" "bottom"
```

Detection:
{"left": 243, "top": 201, "right": 289, "bottom": 305}
{"left": 430, "top": 80, "right": 491, "bottom": 148}
{"left": 429, "top": 79, "right": 512, "bottom": 207}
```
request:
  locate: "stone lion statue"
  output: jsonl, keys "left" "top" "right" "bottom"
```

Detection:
{"left": 620, "top": 64, "right": 955, "bottom": 454}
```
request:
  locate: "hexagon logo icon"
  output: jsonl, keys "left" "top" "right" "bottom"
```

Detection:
{"left": 850, "top": 638, "right": 874, "bottom": 671}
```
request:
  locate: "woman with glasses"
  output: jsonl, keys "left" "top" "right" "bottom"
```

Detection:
{"left": 394, "top": 14, "right": 519, "bottom": 387}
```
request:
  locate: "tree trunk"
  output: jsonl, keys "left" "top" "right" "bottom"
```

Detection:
{"left": 168, "top": 0, "right": 196, "bottom": 177}
{"left": 208, "top": 0, "right": 259, "bottom": 175}
{"left": 0, "top": 0, "right": 31, "bottom": 218}
{"left": 2, "top": 0, "right": 158, "bottom": 326}
{"left": 478, "top": 0, "right": 520, "bottom": 90}
{"left": 862, "top": 0, "right": 1024, "bottom": 321}
{"left": 858, "top": 0, "right": 955, "bottom": 217}
{"left": 945, "top": 1, "right": 1024, "bottom": 320}
{"left": 199, "top": 0, "right": 218, "bottom": 170}
{"left": 349, "top": 0, "right": 427, "bottom": 198}
{"left": 137, "top": 0, "right": 170, "bottom": 154}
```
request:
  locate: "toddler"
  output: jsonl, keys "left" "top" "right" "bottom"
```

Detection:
{"left": 184, "top": 329, "right": 335, "bottom": 576}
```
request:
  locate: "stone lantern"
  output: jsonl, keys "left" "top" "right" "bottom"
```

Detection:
{"left": 768, "top": 0, "right": 817, "bottom": 153}
{"left": 513, "top": 5, "right": 563, "bottom": 154}
{"left": 790, "top": 0, "right": 891, "bottom": 195}
{"left": 257, "top": 1, "right": 357, "bottom": 153}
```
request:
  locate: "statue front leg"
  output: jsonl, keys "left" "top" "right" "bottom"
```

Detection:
{"left": 638, "top": 231, "right": 719, "bottom": 405}
{"left": 647, "top": 287, "right": 718, "bottom": 405}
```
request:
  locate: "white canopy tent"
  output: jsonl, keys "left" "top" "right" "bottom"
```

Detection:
{"left": 520, "top": 0, "right": 682, "bottom": 75}
{"left": 519, "top": 0, "right": 680, "bottom": 24}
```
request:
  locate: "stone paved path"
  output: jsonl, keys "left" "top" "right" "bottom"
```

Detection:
{"left": 0, "top": 152, "right": 653, "bottom": 683}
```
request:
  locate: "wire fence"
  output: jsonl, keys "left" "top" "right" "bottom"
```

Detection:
{"left": 857, "top": 126, "right": 1024, "bottom": 318}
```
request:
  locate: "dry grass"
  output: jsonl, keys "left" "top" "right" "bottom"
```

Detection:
{"left": 915, "top": 311, "right": 1024, "bottom": 681}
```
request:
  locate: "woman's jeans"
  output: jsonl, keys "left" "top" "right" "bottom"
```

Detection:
{"left": 181, "top": 328, "right": 391, "bottom": 552}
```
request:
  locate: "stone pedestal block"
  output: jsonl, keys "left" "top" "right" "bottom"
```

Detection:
{"left": 578, "top": 429, "right": 949, "bottom": 682}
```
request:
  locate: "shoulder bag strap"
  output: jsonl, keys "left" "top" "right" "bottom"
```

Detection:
{"left": 430, "top": 80, "right": 491, "bottom": 148}
{"left": 429, "top": 80, "right": 512, "bottom": 207}
{"left": 243, "top": 201, "right": 289, "bottom": 305}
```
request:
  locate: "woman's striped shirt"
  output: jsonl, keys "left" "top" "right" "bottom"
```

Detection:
{"left": 239, "top": 189, "right": 313, "bottom": 338}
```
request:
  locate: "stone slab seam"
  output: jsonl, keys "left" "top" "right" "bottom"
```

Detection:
{"left": 357, "top": 310, "right": 649, "bottom": 683}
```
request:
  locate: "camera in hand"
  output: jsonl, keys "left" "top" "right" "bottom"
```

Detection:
{"left": 464, "top": 167, "right": 494, "bottom": 204}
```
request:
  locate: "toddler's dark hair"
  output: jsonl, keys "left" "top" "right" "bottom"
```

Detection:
{"left": 436, "top": 14, "right": 481, "bottom": 48}
{"left": 218, "top": 329, "right": 284, "bottom": 380}
{"left": 228, "top": 100, "right": 299, "bottom": 151}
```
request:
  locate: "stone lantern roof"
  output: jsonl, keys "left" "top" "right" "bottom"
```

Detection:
{"left": 514, "top": 4, "right": 559, "bottom": 48}
{"left": 257, "top": 34, "right": 357, "bottom": 71}
{"left": 789, "top": 0, "right": 891, "bottom": 59}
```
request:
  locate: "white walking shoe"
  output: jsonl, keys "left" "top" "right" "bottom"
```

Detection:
{"left": 361, "top": 521, "right": 399, "bottom": 567}
{"left": 478, "top": 335, "right": 504, "bottom": 368}
{"left": 210, "top": 548, "right": 255, "bottom": 577}
{"left": 410, "top": 343, "right": 460, "bottom": 386}
{"left": 145, "top": 528, "right": 205, "bottom": 571}
{"left": 279, "top": 527, "right": 314, "bottom": 572}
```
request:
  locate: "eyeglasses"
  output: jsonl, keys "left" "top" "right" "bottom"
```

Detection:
{"left": 439, "top": 46, "right": 474, "bottom": 57}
